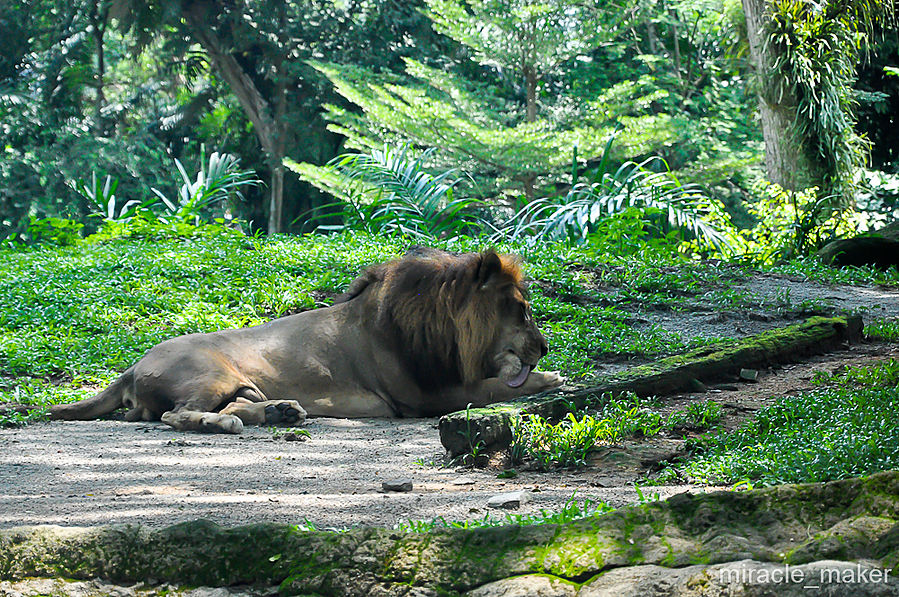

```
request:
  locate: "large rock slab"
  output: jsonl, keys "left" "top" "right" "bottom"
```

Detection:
{"left": 1, "top": 471, "right": 897, "bottom": 596}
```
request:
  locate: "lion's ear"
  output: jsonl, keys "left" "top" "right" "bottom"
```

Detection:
{"left": 335, "top": 265, "right": 383, "bottom": 304}
{"left": 477, "top": 250, "right": 504, "bottom": 287}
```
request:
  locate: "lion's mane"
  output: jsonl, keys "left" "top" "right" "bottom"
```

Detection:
{"left": 336, "top": 248, "right": 524, "bottom": 390}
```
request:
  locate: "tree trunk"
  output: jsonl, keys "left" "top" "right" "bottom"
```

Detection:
{"left": 182, "top": 1, "right": 286, "bottom": 233}
{"left": 742, "top": 0, "right": 826, "bottom": 192}
{"left": 521, "top": 64, "right": 537, "bottom": 203}
{"left": 523, "top": 65, "right": 537, "bottom": 123}
{"left": 89, "top": 1, "right": 106, "bottom": 129}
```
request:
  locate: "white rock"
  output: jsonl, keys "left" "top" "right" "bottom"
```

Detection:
{"left": 487, "top": 490, "right": 529, "bottom": 509}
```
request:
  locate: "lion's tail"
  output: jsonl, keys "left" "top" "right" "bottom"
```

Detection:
{"left": 49, "top": 367, "right": 134, "bottom": 420}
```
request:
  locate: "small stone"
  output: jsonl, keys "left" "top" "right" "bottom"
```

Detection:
{"left": 739, "top": 368, "right": 759, "bottom": 382}
{"left": 487, "top": 490, "right": 529, "bottom": 509}
{"left": 382, "top": 479, "right": 413, "bottom": 492}
{"left": 280, "top": 432, "right": 307, "bottom": 442}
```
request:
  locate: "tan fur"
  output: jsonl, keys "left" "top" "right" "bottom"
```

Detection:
{"left": 36, "top": 248, "right": 562, "bottom": 433}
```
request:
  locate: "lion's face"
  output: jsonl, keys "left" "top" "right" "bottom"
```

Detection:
{"left": 487, "top": 284, "right": 548, "bottom": 388}
{"left": 346, "top": 248, "right": 551, "bottom": 391}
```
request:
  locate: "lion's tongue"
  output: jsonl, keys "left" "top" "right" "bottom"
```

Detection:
{"left": 506, "top": 364, "right": 531, "bottom": 388}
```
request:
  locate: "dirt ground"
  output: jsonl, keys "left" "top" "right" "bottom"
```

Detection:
{"left": 1, "top": 274, "right": 898, "bottom": 531}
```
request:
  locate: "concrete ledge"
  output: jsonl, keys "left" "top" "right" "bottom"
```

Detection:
{"left": 1, "top": 470, "right": 897, "bottom": 596}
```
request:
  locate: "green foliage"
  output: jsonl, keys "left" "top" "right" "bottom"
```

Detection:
{"left": 20, "top": 217, "right": 84, "bottom": 247}
{"left": 660, "top": 359, "right": 899, "bottom": 485}
{"left": 768, "top": 256, "right": 899, "bottom": 285}
{"left": 492, "top": 135, "right": 735, "bottom": 249}
{"left": 511, "top": 412, "right": 606, "bottom": 469}
{"left": 287, "top": 145, "right": 482, "bottom": 240}
{"left": 864, "top": 318, "right": 899, "bottom": 342}
{"left": 394, "top": 494, "right": 615, "bottom": 532}
{"left": 311, "top": 58, "right": 680, "bottom": 201}
{"left": 270, "top": 427, "right": 311, "bottom": 440}
{"left": 584, "top": 208, "right": 682, "bottom": 258}
{"left": 763, "top": 0, "right": 895, "bottom": 199}
{"left": 151, "top": 150, "right": 260, "bottom": 225}
{"left": 73, "top": 173, "right": 125, "bottom": 221}
{"left": 510, "top": 394, "right": 663, "bottom": 470}
{"left": 456, "top": 403, "right": 487, "bottom": 462}
{"left": 666, "top": 401, "right": 723, "bottom": 432}
{"left": 424, "top": 0, "right": 621, "bottom": 102}
{"left": 0, "top": 408, "right": 47, "bottom": 428}
{"left": 733, "top": 182, "right": 866, "bottom": 264}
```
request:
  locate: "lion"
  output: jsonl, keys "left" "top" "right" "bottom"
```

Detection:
{"left": 27, "top": 248, "right": 562, "bottom": 433}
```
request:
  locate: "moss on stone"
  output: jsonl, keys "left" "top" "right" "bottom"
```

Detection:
{"left": 439, "top": 316, "right": 863, "bottom": 456}
{"left": 2, "top": 470, "right": 897, "bottom": 596}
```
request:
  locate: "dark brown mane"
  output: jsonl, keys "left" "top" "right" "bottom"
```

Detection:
{"left": 339, "top": 249, "right": 524, "bottom": 390}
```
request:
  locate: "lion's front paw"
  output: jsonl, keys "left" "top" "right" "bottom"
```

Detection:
{"left": 528, "top": 370, "right": 564, "bottom": 392}
{"left": 263, "top": 400, "right": 307, "bottom": 425}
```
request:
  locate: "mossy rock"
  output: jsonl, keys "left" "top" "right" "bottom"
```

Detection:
{"left": 440, "top": 316, "right": 862, "bottom": 456}
{"left": 2, "top": 471, "right": 898, "bottom": 596}
{"left": 818, "top": 236, "right": 899, "bottom": 269}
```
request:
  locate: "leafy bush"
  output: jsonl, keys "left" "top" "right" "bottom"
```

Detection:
{"left": 510, "top": 394, "right": 663, "bottom": 470}
{"left": 510, "top": 412, "right": 608, "bottom": 469}
{"left": 23, "top": 216, "right": 84, "bottom": 246}
{"left": 735, "top": 182, "right": 863, "bottom": 264}
{"left": 286, "top": 145, "right": 483, "bottom": 240}
{"left": 489, "top": 136, "right": 736, "bottom": 250}
{"left": 151, "top": 150, "right": 260, "bottom": 225}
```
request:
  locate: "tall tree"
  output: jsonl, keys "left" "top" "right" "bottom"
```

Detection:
{"left": 425, "top": 0, "right": 619, "bottom": 122}
{"left": 109, "top": 0, "right": 450, "bottom": 233}
{"left": 742, "top": 0, "right": 894, "bottom": 202}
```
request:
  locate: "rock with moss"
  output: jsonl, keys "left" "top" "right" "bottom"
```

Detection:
{"left": 1, "top": 471, "right": 898, "bottom": 596}
{"left": 440, "top": 316, "right": 862, "bottom": 456}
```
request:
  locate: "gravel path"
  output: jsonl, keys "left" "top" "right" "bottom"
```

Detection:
{"left": 0, "top": 417, "right": 706, "bottom": 530}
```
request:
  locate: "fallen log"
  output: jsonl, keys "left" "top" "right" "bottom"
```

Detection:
{"left": 439, "top": 315, "right": 863, "bottom": 457}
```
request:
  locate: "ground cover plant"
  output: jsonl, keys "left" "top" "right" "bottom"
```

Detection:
{"left": 2, "top": 222, "right": 896, "bottom": 428}
{"left": 655, "top": 359, "right": 899, "bottom": 486}
{"left": 508, "top": 395, "right": 724, "bottom": 471}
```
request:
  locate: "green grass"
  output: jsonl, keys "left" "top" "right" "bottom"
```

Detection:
{"left": 656, "top": 360, "right": 899, "bottom": 486}
{"left": 393, "top": 494, "right": 616, "bottom": 532}
{"left": 865, "top": 317, "right": 899, "bottom": 342}
{"left": 510, "top": 394, "right": 665, "bottom": 470}
{"left": 1, "top": 227, "right": 893, "bottom": 419}
{"left": 769, "top": 256, "right": 899, "bottom": 286}
{"left": 509, "top": 396, "right": 725, "bottom": 470}
{"left": 287, "top": 494, "right": 617, "bottom": 533}
{"left": 666, "top": 400, "right": 723, "bottom": 432}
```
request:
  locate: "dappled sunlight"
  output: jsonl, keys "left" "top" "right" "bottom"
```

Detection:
{"left": 0, "top": 417, "right": 716, "bottom": 529}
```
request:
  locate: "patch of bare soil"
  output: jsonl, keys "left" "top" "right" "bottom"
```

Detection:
{"left": 1, "top": 275, "right": 898, "bottom": 530}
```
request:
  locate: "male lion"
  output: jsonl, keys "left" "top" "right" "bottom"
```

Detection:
{"left": 35, "top": 248, "right": 562, "bottom": 433}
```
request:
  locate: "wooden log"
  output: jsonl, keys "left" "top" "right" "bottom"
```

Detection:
{"left": 439, "top": 316, "right": 862, "bottom": 457}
